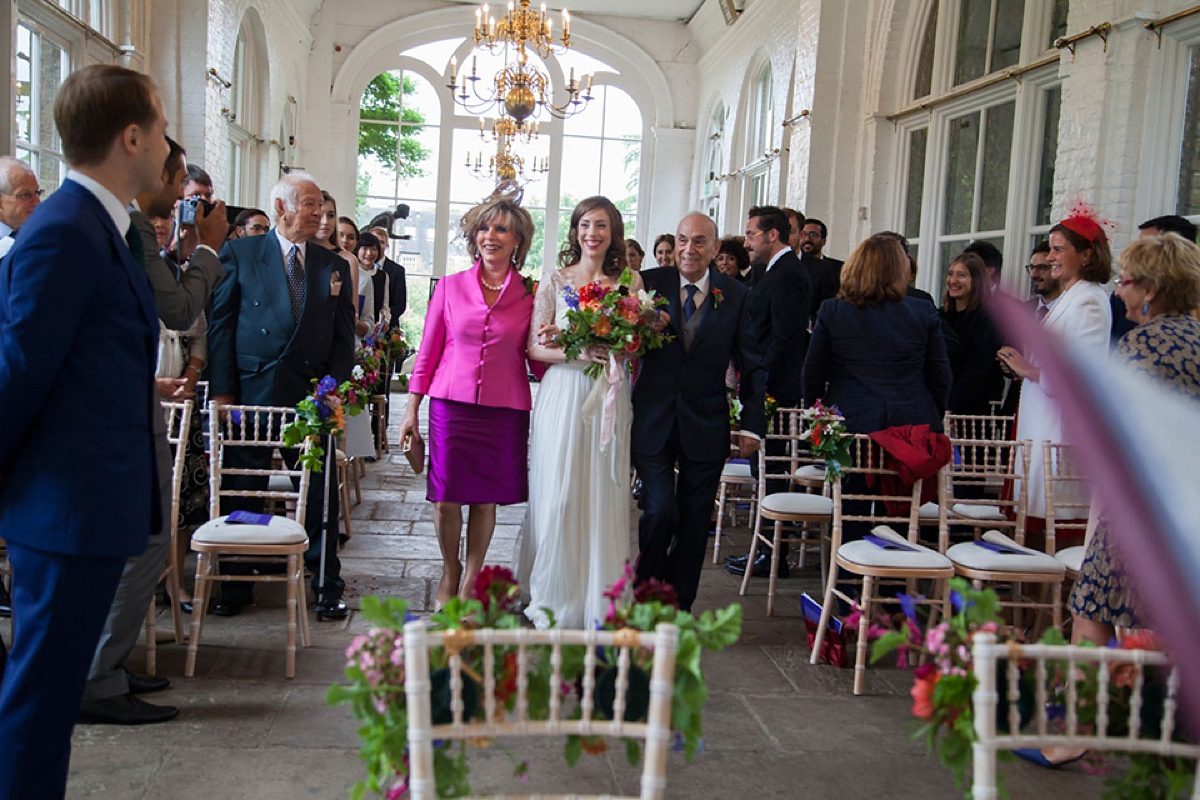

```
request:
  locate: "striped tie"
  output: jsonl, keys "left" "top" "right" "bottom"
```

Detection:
{"left": 286, "top": 245, "right": 305, "bottom": 321}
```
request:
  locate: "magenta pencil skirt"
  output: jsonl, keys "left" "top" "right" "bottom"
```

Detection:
{"left": 426, "top": 397, "right": 529, "bottom": 505}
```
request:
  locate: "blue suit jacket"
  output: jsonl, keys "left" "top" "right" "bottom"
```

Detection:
{"left": 208, "top": 232, "right": 356, "bottom": 406}
{"left": 0, "top": 180, "right": 160, "bottom": 557}
{"left": 632, "top": 267, "right": 766, "bottom": 462}
{"left": 803, "top": 295, "right": 952, "bottom": 434}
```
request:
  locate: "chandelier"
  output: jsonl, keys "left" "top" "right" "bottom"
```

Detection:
{"left": 465, "top": 133, "right": 549, "bottom": 184}
{"left": 476, "top": 114, "right": 540, "bottom": 145}
{"left": 448, "top": 0, "right": 593, "bottom": 123}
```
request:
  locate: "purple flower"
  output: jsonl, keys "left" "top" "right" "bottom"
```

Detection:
{"left": 563, "top": 286, "right": 580, "bottom": 310}
{"left": 898, "top": 593, "right": 919, "bottom": 623}
{"left": 950, "top": 590, "right": 964, "bottom": 612}
{"left": 317, "top": 375, "right": 337, "bottom": 396}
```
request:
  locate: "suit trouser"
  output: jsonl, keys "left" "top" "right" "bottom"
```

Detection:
{"left": 219, "top": 434, "right": 343, "bottom": 603}
{"left": 0, "top": 543, "right": 125, "bottom": 800}
{"left": 83, "top": 432, "right": 172, "bottom": 699}
{"left": 633, "top": 422, "right": 725, "bottom": 611}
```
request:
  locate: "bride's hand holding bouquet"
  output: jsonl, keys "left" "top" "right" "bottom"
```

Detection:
{"left": 557, "top": 268, "right": 671, "bottom": 379}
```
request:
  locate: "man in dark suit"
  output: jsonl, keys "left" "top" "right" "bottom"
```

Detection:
{"left": 77, "top": 136, "right": 227, "bottom": 726}
{"left": 369, "top": 224, "right": 407, "bottom": 326}
{"left": 798, "top": 217, "right": 843, "bottom": 325}
{"left": 0, "top": 64, "right": 169, "bottom": 799}
{"left": 726, "top": 205, "right": 811, "bottom": 577}
{"left": 633, "top": 213, "right": 766, "bottom": 612}
{"left": 207, "top": 173, "right": 356, "bottom": 620}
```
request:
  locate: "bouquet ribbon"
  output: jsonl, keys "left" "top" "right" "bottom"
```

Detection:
{"left": 581, "top": 352, "right": 626, "bottom": 457}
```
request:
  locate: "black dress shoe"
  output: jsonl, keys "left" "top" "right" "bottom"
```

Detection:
{"left": 125, "top": 669, "right": 170, "bottom": 694}
{"left": 77, "top": 693, "right": 179, "bottom": 725}
{"left": 315, "top": 599, "right": 348, "bottom": 621}
{"left": 724, "top": 553, "right": 751, "bottom": 567}
{"left": 179, "top": 600, "right": 194, "bottom": 615}
{"left": 725, "top": 552, "right": 790, "bottom": 579}
{"left": 212, "top": 601, "right": 247, "bottom": 617}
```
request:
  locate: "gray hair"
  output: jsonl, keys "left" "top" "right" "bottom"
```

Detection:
{"left": 0, "top": 156, "right": 35, "bottom": 195}
{"left": 269, "top": 172, "right": 318, "bottom": 220}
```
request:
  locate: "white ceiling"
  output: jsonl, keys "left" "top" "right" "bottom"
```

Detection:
{"left": 440, "top": 0, "right": 706, "bottom": 22}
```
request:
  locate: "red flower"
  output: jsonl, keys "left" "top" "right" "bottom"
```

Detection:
{"left": 580, "top": 736, "right": 608, "bottom": 755}
{"left": 710, "top": 288, "right": 724, "bottom": 308}
{"left": 472, "top": 566, "right": 519, "bottom": 613}
{"left": 1119, "top": 631, "right": 1161, "bottom": 652}
{"left": 911, "top": 664, "right": 940, "bottom": 719}
{"left": 633, "top": 576, "right": 678, "bottom": 607}
{"left": 624, "top": 333, "right": 641, "bottom": 353}
{"left": 495, "top": 651, "right": 519, "bottom": 703}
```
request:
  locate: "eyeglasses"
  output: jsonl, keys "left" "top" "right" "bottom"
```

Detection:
{"left": 801, "top": 231, "right": 824, "bottom": 239}
{"left": 1114, "top": 276, "right": 1139, "bottom": 287}
{"left": 5, "top": 189, "right": 43, "bottom": 202}
{"left": 1024, "top": 263, "right": 1051, "bottom": 273}
{"left": 744, "top": 230, "right": 767, "bottom": 239}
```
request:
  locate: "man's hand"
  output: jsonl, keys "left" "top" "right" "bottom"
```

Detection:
{"left": 733, "top": 433, "right": 761, "bottom": 459}
{"left": 194, "top": 199, "right": 229, "bottom": 251}
{"left": 156, "top": 377, "right": 193, "bottom": 400}
{"left": 649, "top": 309, "right": 670, "bottom": 333}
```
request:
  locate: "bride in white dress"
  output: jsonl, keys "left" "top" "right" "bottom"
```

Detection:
{"left": 523, "top": 197, "right": 638, "bottom": 629}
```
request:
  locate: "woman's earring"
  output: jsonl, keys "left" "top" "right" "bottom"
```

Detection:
{"left": 1142, "top": 302, "right": 1150, "bottom": 316}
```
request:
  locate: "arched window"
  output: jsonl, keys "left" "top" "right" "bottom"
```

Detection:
{"left": 702, "top": 102, "right": 725, "bottom": 222}
{"left": 741, "top": 60, "right": 775, "bottom": 214}
{"left": 227, "top": 16, "right": 267, "bottom": 206}
{"left": 1175, "top": 44, "right": 1200, "bottom": 219}
{"left": 894, "top": 0, "right": 1066, "bottom": 294}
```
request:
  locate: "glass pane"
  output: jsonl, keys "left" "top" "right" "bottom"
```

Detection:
{"left": 555, "top": 49, "right": 616, "bottom": 80}
{"left": 560, "top": 80, "right": 605, "bottom": 136}
{"left": 1177, "top": 47, "right": 1200, "bottom": 216}
{"left": 914, "top": 0, "right": 939, "bottom": 99}
{"left": 354, "top": 196, "right": 399, "bottom": 231}
{"left": 1036, "top": 86, "right": 1061, "bottom": 226}
{"left": 601, "top": 85, "right": 642, "bottom": 140}
{"left": 358, "top": 141, "right": 399, "bottom": 200}
{"left": 978, "top": 101, "right": 1015, "bottom": 231}
{"left": 362, "top": 70, "right": 441, "bottom": 127}
{"left": 953, "top": 0, "right": 990, "bottom": 86}
{"left": 446, "top": 202, "right": 477, "bottom": 275}
{"left": 560, "top": 136, "right": 602, "bottom": 205}
{"left": 401, "top": 38, "right": 462, "bottom": 71}
{"left": 38, "top": 154, "right": 63, "bottom": 196}
{"left": 38, "top": 37, "right": 67, "bottom": 153}
{"left": 600, "top": 138, "right": 640, "bottom": 212}
{"left": 15, "top": 25, "right": 32, "bottom": 143}
{"left": 396, "top": 125, "right": 439, "bottom": 199}
{"left": 904, "top": 128, "right": 928, "bottom": 240}
{"left": 755, "top": 66, "right": 773, "bottom": 154}
{"left": 1049, "top": 0, "right": 1069, "bottom": 48}
{"left": 990, "top": 0, "right": 1024, "bottom": 72}
{"left": 522, "top": 206, "right": 550, "bottom": 276}
{"left": 451, "top": 127, "right": 504, "bottom": 206}
{"left": 943, "top": 111, "right": 980, "bottom": 235}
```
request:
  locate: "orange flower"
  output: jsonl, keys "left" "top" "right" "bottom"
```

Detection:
{"left": 333, "top": 405, "right": 346, "bottom": 432}
{"left": 580, "top": 736, "right": 608, "bottom": 756}
{"left": 911, "top": 667, "right": 940, "bottom": 719}
{"left": 592, "top": 316, "right": 612, "bottom": 336}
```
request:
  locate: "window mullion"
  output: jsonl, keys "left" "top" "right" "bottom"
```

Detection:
{"left": 973, "top": 107, "right": 988, "bottom": 233}
{"left": 986, "top": 0, "right": 999, "bottom": 74}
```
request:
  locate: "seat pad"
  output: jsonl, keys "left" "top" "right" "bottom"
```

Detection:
{"left": 838, "top": 525, "right": 953, "bottom": 570}
{"left": 722, "top": 462, "right": 753, "bottom": 479}
{"left": 792, "top": 464, "right": 825, "bottom": 482}
{"left": 1055, "top": 546, "right": 1085, "bottom": 573}
{"left": 761, "top": 492, "right": 833, "bottom": 516}
{"left": 194, "top": 515, "right": 308, "bottom": 545}
{"left": 951, "top": 502, "right": 1006, "bottom": 521}
{"left": 918, "top": 501, "right": 940, "bottom": 520}
{"left": 947, "top": 530, "right": 1065, "bottom": 575}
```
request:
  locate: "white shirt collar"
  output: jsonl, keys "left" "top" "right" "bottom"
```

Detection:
{"left": 275, "top": 228, "right": 306, "bottom": 266}
{"left": 67, "top": 170, "right": 130, "bottom": 236}
{"left": 0, "top": 221, "right": 13, "bottom": 238}
{"left": 765, "top": 245, "right": 793, "bottom": 272}
{"left": 680, "top": 269, "right": 711, "bottom": 302}
{"left": 1036, "top": 294, "right": 1060, "bottom": 313}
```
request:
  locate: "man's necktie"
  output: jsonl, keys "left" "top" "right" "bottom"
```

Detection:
{"left": 1036, "top": 304, "right": 1049, "bottom": 322}
{"left": 684, "top": 284, "right": 698, "bottom": 321}
{"left": 286, "top": 245, "right": 306, "bottom": 321}
{"left": 124, "top": 223, "right": 146, "bottom": 271}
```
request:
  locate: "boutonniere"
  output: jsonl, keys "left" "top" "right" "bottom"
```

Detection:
{"left": 522, "top": 274, "right": 538, "bottom": 298}
{"left": 710, "top": 287, "right": 724, "bottom": 308}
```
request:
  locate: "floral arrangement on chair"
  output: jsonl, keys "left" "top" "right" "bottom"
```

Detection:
{"left": 282, "top": 375, "right": 368, "bottom": 471}
{"left": 798, "top": 400, "right": 851, "bottom": 483}
{"left": 558, "top": 268, "right": 670, "bottom": 379}
{"left": 868, "top": 578, "right": 1195, "bottom": 797}
{"left": 328, "top": 566, "right": 742, "bottom": 799}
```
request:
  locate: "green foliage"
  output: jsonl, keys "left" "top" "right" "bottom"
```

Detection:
{"left": 359, "top": 72, "right": 430, "bottom": 181}
{"left": 1107, "top": 754, "right": 1199, "bottom": 800}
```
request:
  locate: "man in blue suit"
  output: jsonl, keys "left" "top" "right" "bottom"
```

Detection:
{"left": 0, "top": 65, "right": 170, "bottom": 799}
{"left": 633, "top": 213, "right": 766, "bottom": 611}
{"left": 206, "top": 173, "right": 356, "bottom": 620}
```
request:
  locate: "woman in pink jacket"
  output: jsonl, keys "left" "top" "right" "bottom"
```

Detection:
{"left": 399, "top": 196, "right": 539, "bottom": 607}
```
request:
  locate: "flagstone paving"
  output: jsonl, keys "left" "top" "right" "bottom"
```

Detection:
{"left": 4, "top": 390, "right": 1109, "bottom": 798}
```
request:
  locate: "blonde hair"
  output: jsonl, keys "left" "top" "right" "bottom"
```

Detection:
{"left": 837, "top": 235, "right": 909, "bottom": 307}
{"left": 461, "top": 198, "right": 535, "bottom": 268}
{"left": 1119, "top": 233, "right": 1200, "bottom": 316}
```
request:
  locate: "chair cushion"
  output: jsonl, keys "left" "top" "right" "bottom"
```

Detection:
{"left": 947, "top": 531, "right": 1065, "bottom": 576}
{"left": 951, "top": 503, "right": 1006, "bottom": 521}
{"left": 838, "top": 525, "right": 953, "bottom": 570}
{"left": 792, "top": 464, "right": 825, "bottom": 482}
{"left": 721, "top": 462, "right": 753, "bottom": 479}
{"left": 1055, "top": 546, "right": 1085, "bottom": 573}
{"left": 267, "top": 475, "right": 295, "bottom": 493}
{"left": 760, "top": 492, "right": 833, "bottom": 516}
{"left": 918, "top": 501, "right": 940, "bottom": 520}
{"left": 193, "top": 515, "right": 308, "bottom": 545}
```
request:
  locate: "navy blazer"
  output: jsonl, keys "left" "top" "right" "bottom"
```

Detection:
{"left": 803, "top": 295, "right": 952, "bottom": 434}
{"left": 632, "top": 267, "right": 766, "bottom": 463}
{"left": 746, "top": 249, "right": 811, "bottom": 404}
{"left": 0, "top": 180, "right": 160, "bottom": 557}
{"left": 208, "top": 232, "right": 356, "bottom": 407}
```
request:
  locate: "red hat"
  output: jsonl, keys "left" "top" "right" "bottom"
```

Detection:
{"left": 1059, "top": 197, "right": 1113, "bottom": 245}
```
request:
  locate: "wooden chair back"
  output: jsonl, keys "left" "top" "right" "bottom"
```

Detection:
{"left": 1043, "top": 442, "right": 1091, "bottom": 555}
{"left": 403, "top": 621, "right": 679, "bottom": 800}
{"left": 971, "top": 632, "right": 1200, "bottom": 799}
{"left": 939, "top": 437, "right": 1031, "bottom": 549}
{"left": 206, "top": 402, "right": 311, "bottom": 527}
{"left": 943, "top": 412, "right": 1015, "bottom": 443}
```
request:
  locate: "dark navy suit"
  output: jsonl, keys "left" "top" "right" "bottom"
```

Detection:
{"left": 632, "top": 267, "right": 766, "bottom": 610}
{"left": 207, "top": 231, "right": 355, "bottom": 601}
{"left": 0, "top": 179, "right": 160, "bottom": 798}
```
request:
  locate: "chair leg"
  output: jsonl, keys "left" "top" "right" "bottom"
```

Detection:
{"left": 810, "top": 557, "right": 841, "bottom": 665}
{"left": 339, "top": 464, "right": 354, "bottom": 541}
{"left": 738, "top": 512, "right": 762, "bottom": 597}
{"left": 167, "top": 556, "right": 185, "bottom": 646}
{"left": 145, "top": 602, "right": 157, "bottom": 676}
{"left": 854, "top": 576, "right": 874, "bottom": 696}
{"left": 353, "top": 457, "right": 363, "bottom": 503}
{"left": 766, "top": 520, "right": 783, "bottom": 617}
{"left": 186, "top": 553, "right": 211, "bottom": 678}
{"left": 298, "top": 568, "right": 311, "bottom": 647}
{"left": 285, "top": 553, "right": 298, "bottom": 679}
{"left": 713, "top": 481, "right": 728, "bottom": 565}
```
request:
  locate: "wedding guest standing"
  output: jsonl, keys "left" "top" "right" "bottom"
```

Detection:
{"left": 653, "top": 233, "right": 675, "bottom": 267}
{"left": 0, "top": 156, "right": 41, "bottom": 258}
{"left": 940, "top": 252, "right": 1005, "bottom": 415}
{"left": 398, "top": 195, "right": 540, "bottom": 608}
{"left": 0, "top": 64, "right": 169, "bottom": 799}
{"left": 626, "top": 238, "right": 645, "bottom": 271}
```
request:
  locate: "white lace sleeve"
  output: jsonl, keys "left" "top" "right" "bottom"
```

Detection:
{"left": 527, "top": 271, "right": 568, "bottom": 364}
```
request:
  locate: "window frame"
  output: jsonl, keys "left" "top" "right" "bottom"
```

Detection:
{"left": 1138, "top": 14, "right": 1200, "bottom": 226}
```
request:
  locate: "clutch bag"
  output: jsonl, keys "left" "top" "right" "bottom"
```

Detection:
{"left": 404, "top": 435, "right": 425, "bottom": 474}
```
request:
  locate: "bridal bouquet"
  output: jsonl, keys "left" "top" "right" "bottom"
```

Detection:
{"left": 558, "top": 268, "right": 670, "bottom": 379}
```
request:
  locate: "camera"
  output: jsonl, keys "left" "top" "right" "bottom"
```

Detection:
{"left": 178, "top": 196, "right": 216, "bottom": 225}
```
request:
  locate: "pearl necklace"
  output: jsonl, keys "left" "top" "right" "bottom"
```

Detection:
{"left": 480, "top": 272, "right": 508, "bottom": 292}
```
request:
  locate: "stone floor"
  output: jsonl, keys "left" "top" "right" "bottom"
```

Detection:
{"left": 28, "top": 393, "right": 1110, "bottom": 798}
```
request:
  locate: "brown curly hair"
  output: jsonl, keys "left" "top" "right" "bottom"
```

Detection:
{"left": 557, "top": 196, "right": 626, "bottom": 278}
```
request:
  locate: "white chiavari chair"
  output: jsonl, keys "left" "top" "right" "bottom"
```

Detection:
{"left": 1043, "top": 442, "right": 1091, "bottom": 578}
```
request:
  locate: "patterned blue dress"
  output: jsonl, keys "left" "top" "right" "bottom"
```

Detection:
{"left": 1068, "top": 313, "right": 1200, "bottom": 626}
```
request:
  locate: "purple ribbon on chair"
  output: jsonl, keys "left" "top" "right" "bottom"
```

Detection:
{"left": 862, "top": 534, "right": 918, "bottom": 551}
